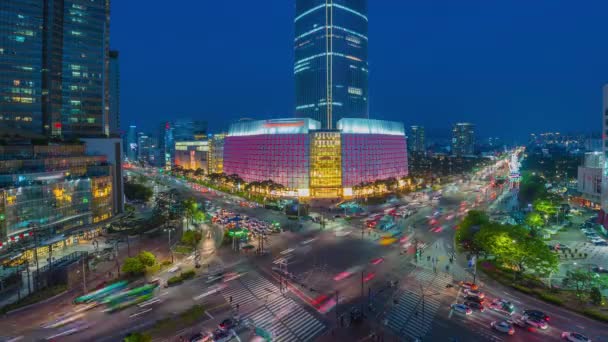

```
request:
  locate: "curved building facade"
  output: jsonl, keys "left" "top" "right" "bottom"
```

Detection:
{"left": 223, "top": 118, "right": 408, "bottom": 198}
{"left": 294, "top": 0, "right": 369, "bottom": 129}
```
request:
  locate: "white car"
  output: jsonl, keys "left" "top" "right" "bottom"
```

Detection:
{"left": 450, "top": 304, "right": 472, "bottom": 315}
{"left": 491, "top": 320, "right": 515, "bottom": 335}
{"left": 561, "top": 332, "right": 591, "bottom": 342}
{"left": 523, "top": 315, "right": 548, "bottom": 330}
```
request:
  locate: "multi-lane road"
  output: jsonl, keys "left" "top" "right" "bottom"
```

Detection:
{"left": 2, "top": 161, "right": 608, "bottom": 342}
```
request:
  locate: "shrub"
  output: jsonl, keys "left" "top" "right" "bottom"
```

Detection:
{"left": 167, "top": 276, "right": 183, "bottom": 286}
{"left": 180, "top": 270, "right": 196, "bottom": 280}
{"left": 537, "top": 292, "right": 564, "bottom": 306}
{"left": 582, "top": 309, "right": 608, "bottom": 323}
{"left": 511, "top": 284, "right": 534, "bottom": 294}
{"left": 161, "top": 260, "right": 172, "bottom": 266}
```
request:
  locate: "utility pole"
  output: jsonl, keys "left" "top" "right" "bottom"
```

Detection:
{"left": 82, "top": 253, "right": 87, "bottom": 293}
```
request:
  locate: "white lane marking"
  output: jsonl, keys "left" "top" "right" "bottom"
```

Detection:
{"left": 205, "top": 311, "right": 214, "bottom": 319}
{"left": 129, "top": 308, "right": 152, "bottom": 318}
{"left": 160, "top": 291, "right": 169, "bottom": 296}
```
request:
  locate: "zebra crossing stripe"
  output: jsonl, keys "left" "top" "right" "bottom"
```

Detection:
{"left": 242, "top": 276, "right": 280, "bottom": 299}
{"left": 222, "top": 285, "right": 258, "bottom": 308}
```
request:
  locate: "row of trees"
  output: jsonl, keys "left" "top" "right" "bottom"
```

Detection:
{"left": 457, "top": 210, "right": 558, "bottom": 278}
{"left": 244, "top": 179, "right": 285, "bottom": 194}
{"left": 122, "top": 251, "right": 157, "bottom": 275}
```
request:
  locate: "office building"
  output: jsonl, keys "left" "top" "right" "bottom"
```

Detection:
{"left": 451, "top": 123, "right": 475, "bottom": 156}
{"left": 223, "top": 118, "right": 407, "bottom": 198}
{"left": 600, "top": 85, "right": 608, "bottom": 226}
{"left": 0, "top": 0, "right": 45, "bottom": 134}
{"left": 158, "top": 122, "right": 174, "bottom": 170}
{"left": 409, "top": 126, "right": 425, "bottom": 153}
{"left": 137, "top": 133, "right": 154, "bottom": 164}
{"left": 578, "top": 152, "right": 602, "bottom": 209}
{"left": 172, "top": 119, "right": 207, "bottom": 142}
{"left": 0, "top": 143, "right": 116, "bottom": 255}
{"left": 294, "top": 0, "right": 369, "bottom": 129}
{"left": 126, "top": 125, "right": 137, "bottom": 161}
{"left": 174, "top": 140, "right": 209, "bottom": 172}
{"left": 108, "top": 50, "right": 120, "bottom": 136}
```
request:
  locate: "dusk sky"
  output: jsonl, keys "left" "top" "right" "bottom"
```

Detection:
{"left": 112, "top": 1, "right": 608, "bottom": 142}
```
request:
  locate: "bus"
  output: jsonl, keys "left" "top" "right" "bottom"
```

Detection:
{"left": 103, "top": 284, "right": 158, "bottom": 312}
{"left": 74, "top": 281, "right": 128, "bottom": 304}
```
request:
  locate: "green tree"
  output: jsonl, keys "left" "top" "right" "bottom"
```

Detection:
{"left": 518, "top": 173, "right": 547, "bottom": 205}
{"left": 455, "top": 210, "right": 489, "bottom": 253}
{"left": 525, "top": 212, "right": 544, "bottom": 228}
{"left": 137, "top": 251, "right": 156, "bottom": 267}
{"left": 181, "top": 230, "right": 202, "bottom": 247}
{"left": 124, "top": 332, "right": 152, "bottom": 342}
{"left": 590, "top": 287, "right": 603, "bottom": 306}
{"left": 124, "top": 182, "right": 153, "bottom": 202}
{"left": 122, "top": 257, "right": 145, "bottom": 275}
{"left": 182, "top": 198, "right": 198, "bottom": 227}
{"left": 192, "top": 210, "right": 206, "bottom": 223}
{"left": 562, "top": 269, "right": 594, "bottom": 298}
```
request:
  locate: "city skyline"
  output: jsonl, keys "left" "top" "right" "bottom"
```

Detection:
{"left": 112, "top": 1, "right": 608, "bottom": 141}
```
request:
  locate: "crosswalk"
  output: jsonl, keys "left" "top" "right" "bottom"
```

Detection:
{"left": 245, "top": 295, "right": 326, "bottom": 342}
{"left": 386, "top": 269, "right": 452, "bottom": 340}
{"left": 221, "top": 273, "right": 282, "bottom": 312}
{"left": 241, "top": 273, "right": 281, "bottom": 299}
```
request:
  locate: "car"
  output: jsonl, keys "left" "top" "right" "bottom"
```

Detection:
{"left": 491, "top": 320, "right": 515, "bottom": 335}
{"left": 523, "top": 309, "right": 550, "bottom": 321}
{"left": 489, "top": 299, "right": 515, "bottom": 315}
{"left": 561, "top": 332, "right": 591, "bottom": 342}
{"left": 464, "top": 295, "right": 484, "bottom": 304}
{"left": 464, "top": 301, "right": 485, "bottom": 312}
{"left": 450, "top": 304, "right": 472, "bottom": 315}
{"left": 524, "top": 315, "right": 548, "bottom": 329}
{"left": 463, "top": 289, "right": 485, "bottom": 299}
{"left": 370, "top": 257, "right": 384, "bottom": 265}
{"left": 218, "top": 318, "right": 237, "bottom": 331}
{"left": 592, "top": 266, "right": 608, "bottom": 273}
{"left": 594, "top": 241, "right": 607, "bottom": 246}
{"left": 458, "top": 281, "right": 479, "bottom": 290}
{"left": 190, "top": 333, "right": 204, "bottom": 342}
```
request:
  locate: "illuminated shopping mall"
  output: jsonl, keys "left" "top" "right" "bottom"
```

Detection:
{"left": 223, "top": 118, "right": 408, "bottom": 198}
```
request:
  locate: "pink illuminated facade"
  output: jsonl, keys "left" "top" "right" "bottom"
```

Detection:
{"left": 342, "top": 134, "right": 408, "bottom": 187}
{"left": 222, "top": 118, "right": 408, "bottom": 198}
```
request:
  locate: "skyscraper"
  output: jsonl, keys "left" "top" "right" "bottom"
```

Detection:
{"left": 409, "top": 126, "right": 425, "bottom": 153}
{"left": 600, "top": 85, "right": 608, "bottom": 227}
{"left": 0, "top": 0, "right": 45, "bottom": 134}
{"left": 1, "top": 0, "right": 110, "bottom": 137}
{"left": 172, "top": 119, "right": 207, "bottom": 141}
{"left": 126, "top": 125, "right": 137, "bottom": 161}
{"left": 108, "top": 50, "right": 120, "bottom": 136}
{"left": 43, "top": 0, "right": 110, "bottom": 137}
{"left": 294, "top": 0, "right": 369, "bottom": 129}
{"left": 451, "top": 123, "right": 475, "bottom": 156}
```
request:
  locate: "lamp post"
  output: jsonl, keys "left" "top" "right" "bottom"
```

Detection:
{"left": 164, "top": 227, "right": 175, "bottom": 263}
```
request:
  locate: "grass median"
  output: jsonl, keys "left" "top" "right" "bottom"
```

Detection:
{"left": 146, "top": 304, "right": 206, "bottom": 336}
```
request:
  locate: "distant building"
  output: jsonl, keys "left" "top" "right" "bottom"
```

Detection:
{"left": 108, "top": 51, "right": 120, "bottom": 136}
{"left": 578, "top": 152, "right": 602, "bottom": 209}
{"left": 157, "top": 122, "right": 174, "bottom": 170}
{"left": 451, "top": 123, "right": 475, "bottom": 156}
{"left": 600, "top": 85, "right": 608, "bottom": 226}
{"left": 126, "top": 126, "right": 137, "bottom": 161}
{"left": 137, "top": 133, "right": 153, "bottom": 164}
{"left": 174, "top": 140, "right": 209, "bottom": 172}
{"left": 172, "top": 120, "right": 207, "bottom": 142}
{"left": 294, "top": 0, "right": 369, "bottom": 129}
{"left": 409, "top": 126, "right": 425, "bottom": 153}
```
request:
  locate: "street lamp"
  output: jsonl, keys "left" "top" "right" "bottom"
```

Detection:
{"left": 164, "top": 227, "right": 175, "bottom": 263}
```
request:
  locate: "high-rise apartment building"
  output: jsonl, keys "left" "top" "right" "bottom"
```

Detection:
{"left": 108, "top": 50, "right": 120, "bottom": 136}
{"left": 294, "top": 0, "right": 369, "bottom": 129}
{"left": 409, "top": 126, "right": 425, "bottom": 153}
{"left": 451, "top": 123, "right": 475, "bottom": 156}
{"left": 1, "top": 0, "right": 110, "bottom": 137}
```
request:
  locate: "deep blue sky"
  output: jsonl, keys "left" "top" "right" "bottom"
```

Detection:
{"left": 112, "top": 1, "right": 608, "bottom": 142}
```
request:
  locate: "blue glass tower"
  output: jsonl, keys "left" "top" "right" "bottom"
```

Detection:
{"left": 294, "top": 0, "right": 369, "bottom": 129}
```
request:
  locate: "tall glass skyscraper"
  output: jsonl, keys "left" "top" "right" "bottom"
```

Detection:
{"left": 294, "top": 0, "right": 369, "bottom": 129}
{"left": 0, "top": 0, "right": 45, "bottom": 134}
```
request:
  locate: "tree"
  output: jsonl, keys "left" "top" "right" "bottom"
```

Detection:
{"left": 137, "top": 251, "right": 156, "bottom": 267}
{"left": 590, "top": 287, "right": 603, "bottom": 306}
{"left": 525, "top": 212, "right": 544, "bottom": 228}
{"left": 122, "top": 257, "right": 145, "bottom": 275}
{"left": 455, "top": 210, "right": 489, "bottom": 253}
{"left": 562, "top": 269, "right": 594, "bottom": 298}
{"left": 518, "top": 173, "right": 547, "bottom": 205}
{"left": 124, "top": 182, "right": 153, "bottom": 202}
{"left": 182, "top": 198, "right": 199, "bottom": 227}
{"left": 181, "top": 230, "right": 202, "bottom": 247}
{"left": 124, "top": 332, "right": 152, "bottom": 342}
